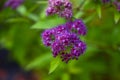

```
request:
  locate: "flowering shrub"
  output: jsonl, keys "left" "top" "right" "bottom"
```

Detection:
{"left": 0, "top": 0, "right": 120, "bottom": 78}
{"left": 42, "top": 0, "right": 87, "bottom": 63}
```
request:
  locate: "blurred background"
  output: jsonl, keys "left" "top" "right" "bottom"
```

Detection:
{"left": 0, "top": 0, "right": 120, "bottom": 80}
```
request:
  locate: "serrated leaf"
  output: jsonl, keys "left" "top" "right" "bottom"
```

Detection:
{"left": 114, "top": 11, "right": 120, "bottom": 24}
{"left": 31, "top": 17, "right": 65, "bottom": 29}
{"left": 96, "top": 5, "right": 101, "bottom": 19}
{"left": 49, "top": 57, "right": 61, "bottom": 74}
{"left": 26, "top": 53, "right": 52, "bottom": 70}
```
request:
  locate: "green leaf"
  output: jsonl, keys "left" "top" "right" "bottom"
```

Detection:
{"left": 114, "top": 11, "right": 120, "bottom": 24}
{"left": 26, "top": 53, "right": 52, "bottom": 70}
{"left": 17, "top": 5, "right": 38, "bottom": 21}
{"left": 75, "top": 12, "right": 84, "bottom": 18}
{"left": 17, "top": 5, "right": 27, "bottom": 16}
{"left": 31, "top": 17, "right": 65, "bottom": 29}
{"left": 96, "top": 5, "right": 101, "bottom": 19}
{"left": 49, "top": 57, "right": 61, "bottom": 74}
{"left": 28, "top": 14, "right": 38, "bottom": 21}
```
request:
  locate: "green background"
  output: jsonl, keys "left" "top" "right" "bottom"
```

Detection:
{"left": 0, "top": 0, "right": 120, "bottom": 80}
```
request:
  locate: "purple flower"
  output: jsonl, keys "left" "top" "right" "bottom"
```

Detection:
{"left": 59, "top": 34, "right": 86, "bottom": 63}
{"left": 4, "top": 0, "right": 24, "bottom": 9}
{"left": 113, "top": 0, "right": 120, "bottom": 11}
{"left": 41, "top": 28, "right": 56, "bottom": 46}
{"left": 46, "top": 0, "right": 72, "bottom": 19}
{"left": 42, "top": 19, "right": 87, "bottom": 63}
{"left": 59, "top": 8, "right": 72, "bottom": 19}
{"left": 66, "top": 19, "right": 87, "bottom": 36}
{"left": 59, "top": 40, "right": 86, "bottom": 63}
{"left": 46, "top": 7, "right": 57, "bottom": 15}
{"left": 51, "top": 32, "right": 86, "bottom": 63}
{"left": 54, "top": 24, "right": 69, "bottom": 34}
{"left": 71, "top": 41, "right": 86, "bottom": 58}
{"left": 51, "top": 40, "right": 64, "bottom": 57}
{"left": 55, "top": 32, "right": 78, "bottom": 46}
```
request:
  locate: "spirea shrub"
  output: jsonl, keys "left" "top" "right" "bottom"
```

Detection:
{"left": 42, "top": 0, "right": 87, "bottom": 63}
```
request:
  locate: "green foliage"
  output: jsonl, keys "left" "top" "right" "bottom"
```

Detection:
{"left": 96, "top": 5, "right": 102, "bottom": 19}
{"left": 17, "top": 5, "right": 27, "bottom": 16}
{"left": 26, "top": 53, "right": 52, "bottom": 70}
{"left": 31, "top": 16, "right": 66, "bottom": 29}
{"left": 114, "top": 10, "right": 120, "bottom": 24}
{"left": 49, "top": 57, "right": 61, "bottom": 74}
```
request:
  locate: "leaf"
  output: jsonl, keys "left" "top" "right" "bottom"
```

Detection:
{"left": 17, "top": 5, "right": 27, "bottom": 16}
{"left": 31, "top": 17, "right": 65, "bottom": 29}
{"left": 49, "top": 57, "right": 61, "bottom": 74}
{"left": 17, "top": 5, "right": 38, "bottom": 21}
{"left": 75, "top": 12, "right": 84, "bottom": 18}
{"left": 114, "top": 11, "right": 120, "bottom": 24}
{"left": 26, "top": 53, "right": 52, "bottom": 70}
{"left": 28, "top": 14, "right": 38, "bottom": 21}
{"left": 96, "top": 5, "right": 101, "bottom": 19}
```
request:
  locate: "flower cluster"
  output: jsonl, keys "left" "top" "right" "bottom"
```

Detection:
{"left": 42, "top": 0, "right": 87, "bottom": 63}
{"left": 42, "top": 19, "right": 87, "bottom": 63}
{"left": 113, "top": 0, "right": 120, "bottom": 11}
{"left": 4, "top": 0, "right": 24, "bottom": 9}
{"left": 46, "top": 0, "right": 72, "bottom": 19}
